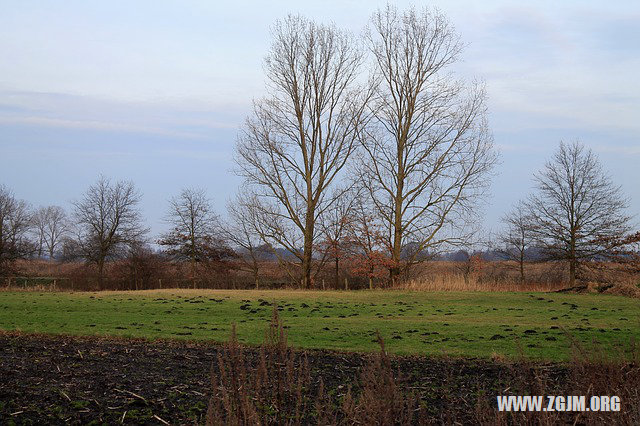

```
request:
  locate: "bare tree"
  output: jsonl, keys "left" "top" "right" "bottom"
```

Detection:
{"left": 223, "top": 192, "right": 271, "bottom": 289}
{"left": 496, "top": 201, "right": 535, "bottom": 284}
{"left": 117, "top": 243, "right": 166, "bottom": 291}
{"left": 359, "top": 6, "right": 497, "bottom": 284}
{"left": 318, "top": 188, "right": 359, "bottom": 288}
{"left": 73, "top": 177, "right": 147, "bottom": 286}
{"left": 526, "top": 141, "right": 632, "bottom": 286}
{"left": 0, "top": 185, "right": 33, "bottom": 274}
{"left": 32, "top": 208, "right": 45, "bottom": 258}
{"left": 343, "top": 196, "right": 393, "bottom": 290}
{"left": 159, "top": 188, "right": 232, "bottom": 288}
{"left": 32, "top": 206, "right": 68, "bottom": 259}
{"left": 236, "top": 15, "right": 369, "bottom": 288}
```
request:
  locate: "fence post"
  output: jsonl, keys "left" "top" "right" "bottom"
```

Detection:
{"left": 344, "top": 277, "right": 349, "bottom": 291}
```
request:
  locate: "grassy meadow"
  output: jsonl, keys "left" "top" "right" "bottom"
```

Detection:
{"left": 1, "top": 289, "right": 638, "bottom": 360}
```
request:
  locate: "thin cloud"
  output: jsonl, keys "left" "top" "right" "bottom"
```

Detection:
{"left": 0, "top": 116, "right": 208, "bottom": 140}
{"left": 0, "top": 89, "right": 243, "bottom": 139}
{"left": 593, "top": 145, "right": 640, "bottom": 156}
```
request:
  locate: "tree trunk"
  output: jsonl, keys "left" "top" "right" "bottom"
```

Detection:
{"left": 569, "top": 259, "right": 576, "bottom": 287}
{"left": 569, "top": 229, "right": 577, "bottom": 287}
{"left": 97, "top": 257, "right": 105, "bottom": 290}
{"left": 302, "top": 212, "right": 314, "bottom": 289}
{"left": 335, "top": 256, "right": 339, "bottom": 288}
{"left": 191, "top": 258, "right": 196, "bottom": 289}
{"left": 390, "top": 224, "right": 402, "bottom": 285}
{"left": 391, "top": 160, "right": 405, "bottom": 286}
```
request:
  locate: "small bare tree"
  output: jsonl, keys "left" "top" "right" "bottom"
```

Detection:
{"left": 526, "top": 141, "right": 632, "bottom": 286}
{"left": 236, "top": 15, "right": 369, "bottom": 288}
{"left": 159, "top": 188, "right": 232, "bottom": 288}
{"left": 318, "top": 188, "right": 359, "bottom": 288}
{"left": 224, "top": 192, "right": 270, "bottom": 289}
{"left": 0, "top": 185, "right": 33, "bottom": 274}
{"left": 32, "top": 205, "right": 68, "bottom": 259}
{"left": 343, "top": 196, "right": 395, "bottom": 290}
{"left": 359, "top": 5, "right": 497, "bottom": 284}
{"left": 496, "top": 201, "right": 535, "bottom": 284}
{"left": 73, "top": 177, "right": 147, "bottom": 286}
{"left": 117, "top": 243, "right": 166, "bottom": 291}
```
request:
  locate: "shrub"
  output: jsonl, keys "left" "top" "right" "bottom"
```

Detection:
{"left": 206, "top": 307, "right": 423, "bottom": 425}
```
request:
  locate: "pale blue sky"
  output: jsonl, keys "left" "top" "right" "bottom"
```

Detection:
{"left": 1, "top": 0, "right": 638, "bottom": 237}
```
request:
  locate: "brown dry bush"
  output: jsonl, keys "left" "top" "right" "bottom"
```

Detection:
{"left": 563, "top": 337, "right": 640, "bottom": 424}
{"left": 206, "top": 307, "right": 315, "bottom": 425}
{"left": 475, "top": 336, "right": 640, "bottom": 425}
{"left": 341, "top": 333, "right": 421, "bottom": 425}
{"left": 206, "top": 307, "right": 424, "bottom": 425}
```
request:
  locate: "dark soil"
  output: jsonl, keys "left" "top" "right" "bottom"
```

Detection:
{"left": 0, "top": 332, "right": 610, "bottom": 425}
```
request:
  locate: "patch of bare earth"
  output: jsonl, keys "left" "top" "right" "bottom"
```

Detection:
{"left": 0, "top": 332, "right": 637, "bottom": 424}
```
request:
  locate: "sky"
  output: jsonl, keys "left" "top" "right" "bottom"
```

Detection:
{"left": 1, "top": 0, "right": 639, "bottom": 239}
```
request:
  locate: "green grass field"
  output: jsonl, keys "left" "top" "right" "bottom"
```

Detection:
{"left": 1, "top": 289, "right": 638, "bottom": 360}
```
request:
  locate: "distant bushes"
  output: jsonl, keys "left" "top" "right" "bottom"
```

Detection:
{"left": 3, "top": 257, "right": 639, "bottom": 292}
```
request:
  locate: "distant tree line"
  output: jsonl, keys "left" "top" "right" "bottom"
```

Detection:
{"left": 1, "top": 140, "right": 636, "bottom": 290}
{"left": 1, "top": 6, "right": 637, "bottom": 289}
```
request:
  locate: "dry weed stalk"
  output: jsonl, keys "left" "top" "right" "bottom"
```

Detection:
{"left": 206, "top": 308, "right": 424, "bottom": 425}
{"left": 474, "top": 335, "right": 640, "bottom": 425}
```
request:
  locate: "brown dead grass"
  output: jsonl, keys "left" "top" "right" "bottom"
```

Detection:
{"left": 397, "top": 260, "right": 640, "bottom": 294}
{"left": 397, "top": 261, "right": 567, "bottom": 292}
{"left": 399, "top": 276, "right": 565, "bottom": 292}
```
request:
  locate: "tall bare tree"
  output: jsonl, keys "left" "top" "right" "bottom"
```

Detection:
{"left": 359, "top": 6, "right": 497, "bottom": 283}
{"left": 236, "top": 15, "right": 369, "bottom": 288}
{"left": 32, "top": 205, "right": 68, "bottom": 259}
{"left": 159, "top": 188, "right": 231, "bottom": 288}
{"left": 526, "top": 141, "right": 632, "bottom": 286}
{"left": 73, "top": 177, "right": 147, "bottom": 286}
{"left": 0, "top": 185, "right": 33, "bottom": 274}
{"left": 496, "top": 201, "right": 535, "bottom": 284}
